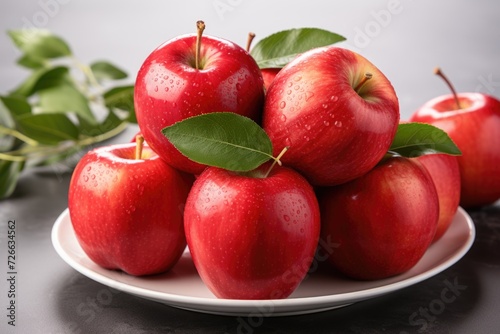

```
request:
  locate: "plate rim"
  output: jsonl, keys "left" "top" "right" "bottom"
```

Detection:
{"left": 51, "top": 207, "right": 475, "bottom": 316}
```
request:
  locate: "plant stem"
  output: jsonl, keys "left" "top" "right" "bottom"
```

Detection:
{"left": 0, "top": 125, "right": 39, "bottom": 146}
{"left": 195, "top": 20, "right": 206, "bottom": 70}
{"left": 264, "top": 146, "right": 289, "bottom": 178}
{"left": 246, "top": 32, "right": 256, "bottom": 52}
{"left": 354, "top": 73, "right": 373, "bottom": 92}
{"left": 135, "top": 134, "right": 144, "bottom": 160}
{"left": 434, "top": 67, "right": 462, "bottom": 109}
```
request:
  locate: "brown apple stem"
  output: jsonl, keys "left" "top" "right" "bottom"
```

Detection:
{"left": 135, "top": 134, "right": 144, "bottom": 160}
{"left": 263, "top": 147, "right": 289, "bottom": 178}
{"left": 354, "top": 72, "right": 373, "bottom": 92}
{"left": 434, "top": 67, "right": 462, "bottom": 109}
{"left": 246, "top": 32, "right": 256, "bottom": 52}
{"left": 195, "top": 20, "right": 206, "bottom": 70}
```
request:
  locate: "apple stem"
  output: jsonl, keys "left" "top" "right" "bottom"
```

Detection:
{"left": 135, "top": 134, "right": 144, "bottom": 160}
{"left": 434, "top": 67, "right": 462, "bottom": 109}
{"left": 195, "top": 20, "right": 206, "bottom": 70}
{"left": 354, "top": 72, "right": 373, "bottom": 92}
{"left": 246, "top": 32, "right": 256, "bottom": 52}
{"left": 263, "top": 147, "right": 289, "bottom": 178}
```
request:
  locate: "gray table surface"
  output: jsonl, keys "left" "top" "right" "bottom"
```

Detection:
{"left": 1, "top": 1, "right": 500, "bottom": 333}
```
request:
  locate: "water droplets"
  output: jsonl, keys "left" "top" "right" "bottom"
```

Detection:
{"left": 283, "top": 215, "right": 290, "bottom": 222}
{"left": 83, "top": 175, "right": 89, "bottom": 182}
{"left": 279, "top": 101, "right": 286, "bottom": 109}
{"left": 323, "top": 120, "right": 330, "bottom": 126}
{"left": 330, "top": 95, "right": 339, "bottom": 102}
{"left": 335, "top": 120, "right": 343, "bottom": 128}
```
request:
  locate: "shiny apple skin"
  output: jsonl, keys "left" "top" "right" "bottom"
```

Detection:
{"left": 409, "top": 93, "right": 500, "bottom": 208}
{"left": 262, "top": 68, "right": 280, "bottom": 91}
{"left": 263, "top": 46, "right": 399, "bottom": 186}
{"left": 415, "top": 153, "right": 461, "bottom": 242}
{"left": 318, "top": 156, "right": 439, "bottom": 280}
{"left": 184, "top": 165, "right": 321, "bottom": 299}
{"left": 68, "top": 143, "right": 193, "bottom": 276}
{"left": 134, "top": 34, "right": 265, "bottom": 174}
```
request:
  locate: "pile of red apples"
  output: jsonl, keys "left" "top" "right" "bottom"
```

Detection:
{"left": 68, "top": 22, "right": 500, "bottom": 300}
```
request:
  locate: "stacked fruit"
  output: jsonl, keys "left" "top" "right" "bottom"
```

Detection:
{"left": 68, "top": 22, "right": 500, "bottom": 299}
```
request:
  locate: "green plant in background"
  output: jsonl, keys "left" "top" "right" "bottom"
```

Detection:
{"left": 0, "top": 29, "right": 136, "bottom": 199}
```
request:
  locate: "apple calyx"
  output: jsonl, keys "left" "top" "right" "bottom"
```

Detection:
{"left": 354, "top": 72, "right": 373, "bottom": 93}
{"left": 195, "top": 20, "right": 206, "bottom": 70}
{"left": 246, "top": 32, "right": 256, "bottom": 52}
{"left": 434, "top": 67, "right": 462, "bottom": 109}
{"left": 135, "top": 134, "right": 145, "bottom": 160}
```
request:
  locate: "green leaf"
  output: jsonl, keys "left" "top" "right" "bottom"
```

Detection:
{"left": 389, "top": 123, "right": 462, "bottom": 157}
{"left": 7, "top": 29, "right": 72, "bottom": 60}
{"left": 17, "top": 54, "right": 47, "bottom": 69}
{"left": 103, "top": 85, "right": 136, "bottom": 123}
{"left": 38, "top": 83, "right": 96, "bottom": 124}
{"left": 16, "top": 113, "right": 79, "bottom": 145}
{"left": 9, "top": 66, "right": 69, "bottom": 97}
{"left": 78, "top": 110, "right": 123, "bottom": 137}
{"left": 0, "top": 160, "right": 25, "bottom": 199}
{"left": 90, "top": 61, "right": 128, "bottom": 82}
{"left": 162, "top": 112, "right": 274, "bottom": 171}
{"left": 250, "top": 28, "right": 346, "bottom": 69}
{"left": 0, "top": 96, "right": 32, "bottom": 151}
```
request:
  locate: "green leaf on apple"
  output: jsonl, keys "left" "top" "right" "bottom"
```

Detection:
{"left": 389, "top": 122, "right": 462, "bottom": 157}
{"left": 250, "top": 28, "right": 346, "bottom": 69}
{"left": 7, "top": 29, "right": 72, "bottom": 60}
{"left": 162, "top": 112, "right": 274, "bottom": 172}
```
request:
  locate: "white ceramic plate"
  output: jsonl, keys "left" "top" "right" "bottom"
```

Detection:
{"left": 52, "top": 207, "right": 475, "bottom": 316}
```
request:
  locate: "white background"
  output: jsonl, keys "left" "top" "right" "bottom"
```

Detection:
{"left": 1, "top": 0, "right": 499, "bottom": 120}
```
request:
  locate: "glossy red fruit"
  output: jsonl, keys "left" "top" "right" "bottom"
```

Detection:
{"left": 134, "top": 27, "right": 265, "bottom": 175}
{"left": 318, "top": 156, "right": 439, "bottom": 280}
{"left": 410, "top": 92, "right": 500, "bottom": 208}
{"left": 415, "top": 153, "right": 461, "bottom": 242}
{"left": 68, "top": 143, "right": 193, "bottom": 276}
{"left": 184, "top": 164, "right": 320, "bottom": 299}
{"left": 263, "top": 46, "right": 399, "bottom": 186}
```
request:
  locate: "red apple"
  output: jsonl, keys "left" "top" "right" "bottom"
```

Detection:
{"left": 263, "top": 46, "right": 399, "bottom": 186}
{"left": 409, "top": 68, "right": 500, "bottom": 208}
{"left": 134, "top": 21, "right": 265, "bottom": 175}
{"left": 262, "top": 68, "right": 280, "bottom": 91}
{"left": 184, "top": 164, "right": 321, "bottom": 299}
{"left": 414, "top": 153, "right": 461, "bottom": 242}
{"left": 318, "top": 156, "right": 439, "bottom": 280}
{"left": 68, "top": 141, "right": 193, "bottom": 276}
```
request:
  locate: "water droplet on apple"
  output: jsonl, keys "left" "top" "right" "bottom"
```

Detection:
{"left": 83, "top": 175, "right": 89, "bottom": 182}
{"left": 330, "top": 95, "right": 339, "bottom": 102}
{"left": 86, "top": 166, "right": 91, "bottom": 171}
{"left": 285, "top": 137, "right": 292, "bottom": 146}
{"left": 283, "top": 215, "right": 290, "bottom": 222}
{"left": 287, "top": 90, "right": 292, "bottom": 95}
{"left": 335, "top": 120, "right": 342, "bottom": 127}
{"left": 154, "top": 78, "right": 158, "bottom": 82}
{"left": 228, "top": 77, "right": 234, "bottom": 84}
{"left": 279, "top": 101, "right": 286, "bottom": 109}
{"left": 304, "top": 124, "right": 311, "bottom": 130}
{"left": 91, "top": 174, "right": 96, "bottom": 180}
{"left": 205, "top": 198, "right": 210, "bottom": 203}
{"left": 288, "top": 82, "right": 293, "bottom": 88}
{"left": 198, "top": 91, "right": 204, "bottom": 96}
{"left": 154, "top": 86, "right": 158, "bottom": 92}
{"left": 164, "top": 87, "right": 169, "bottom": 92}
{"left": 324, "top": 120, "right": 330, "bottom": 126}
{"left": 294, "top": 85, "right": 300, "bottom": 91}
{"left": 300, "top": 228, "right": 305, "bottom": 234}
{"left": 163, "top": 75, "right": 169, "bottom": 80}
{"left": 294, "top": 75, "right": 302, "bottom": 82}
{"left": 303, "top": 135, "right": 310, "bottom": 141}
{"left": 305, "top": 92, "right": 314, "bottom": 101}
{"left": 322, "top": 104, "right": 329, "bottom": 109}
